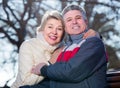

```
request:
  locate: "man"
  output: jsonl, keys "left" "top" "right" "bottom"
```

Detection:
{"left": 21, "top": 4, "right": 108, "bottom": 88}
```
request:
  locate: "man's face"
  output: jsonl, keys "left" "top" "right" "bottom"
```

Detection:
{"left": 64, "top": 10, "right": 87, "bottom": 35}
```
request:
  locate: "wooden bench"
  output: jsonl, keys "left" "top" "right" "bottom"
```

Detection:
{"left": 107, "top": 70, "right": 120, "bottom": 88}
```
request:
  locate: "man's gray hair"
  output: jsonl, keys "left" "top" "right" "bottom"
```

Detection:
{"left": 62, "top": 4, "right": 87, "bottom": 20}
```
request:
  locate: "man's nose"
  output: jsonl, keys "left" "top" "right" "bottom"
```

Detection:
{"left": 72, "top": 19, "right": 77, "bottom": 24}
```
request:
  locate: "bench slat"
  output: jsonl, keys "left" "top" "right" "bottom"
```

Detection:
{"left": 107, "top": 71, "right": 120, "bottom": 88}
{"left": 108, "top": 82, "right": 120, "bottom": 88}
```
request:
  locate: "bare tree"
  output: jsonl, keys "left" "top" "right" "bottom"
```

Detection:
{"left": 84, "top": 0, "right": 120, "bottom": 69}
{"left": 0, "top": 0, "right": 120, "bottom": 87}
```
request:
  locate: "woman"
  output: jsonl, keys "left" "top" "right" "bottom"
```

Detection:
{"left": 11, "top": 10, "right": 65, "bottom": 88}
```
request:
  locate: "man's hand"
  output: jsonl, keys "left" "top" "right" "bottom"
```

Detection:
{"left": 83, "top": 29, "right": 97, "bottom": 39}
{"left": 31, "top": 63, "right": 47, "bottom": 75}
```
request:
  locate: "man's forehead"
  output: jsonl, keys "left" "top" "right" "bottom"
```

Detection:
{"left": 63, "top": 10, "right": 82, "bottom": 18}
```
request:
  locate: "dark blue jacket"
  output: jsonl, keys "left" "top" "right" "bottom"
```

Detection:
{"left": 41, "top": 36, "right": 108, "bottom": 88}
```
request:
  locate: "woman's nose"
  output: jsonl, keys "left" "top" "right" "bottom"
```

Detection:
{"left": 52, "top": 28, "right": 57, "bottom": 34}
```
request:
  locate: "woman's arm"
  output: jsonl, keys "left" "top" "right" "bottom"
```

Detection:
{"left": 12, "top": 41, "right": 41, "bottom": 87}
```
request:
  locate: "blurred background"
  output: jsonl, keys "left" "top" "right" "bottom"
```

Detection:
{"left": 0, "top": 0, "right": 120, "bottom": 88}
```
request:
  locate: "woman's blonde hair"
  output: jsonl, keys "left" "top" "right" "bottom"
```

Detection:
{"left": 37, "top": 10, "right": 65, "bottom": 34}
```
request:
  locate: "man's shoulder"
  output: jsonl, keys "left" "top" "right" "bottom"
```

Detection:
{"left": 85, "top": 36, "right": 102, "bottom": 43}
{"left": 81, "top": 37, "right": 104, "bottom": 48}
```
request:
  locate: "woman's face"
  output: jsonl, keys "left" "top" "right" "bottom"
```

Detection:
{"left": 43, "top": 18, "right": 64, "bottom": 46}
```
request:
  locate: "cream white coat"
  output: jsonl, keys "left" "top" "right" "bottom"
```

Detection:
{"left": 11, "top": 32, "right": 58, "bottom": 88}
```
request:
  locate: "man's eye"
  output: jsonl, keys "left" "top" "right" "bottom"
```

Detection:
{"left": 76, "top": 16, "right": 82, "bottom": 19}
{"left": 77, "top": 17, "right": 81, "bottom": 19}
{"left": 66, "top": 19, "right": 72, "bottom": 22}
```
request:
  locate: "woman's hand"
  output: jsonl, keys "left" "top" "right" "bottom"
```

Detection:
{"left": 31, "top": 63, "right": 46, "bottom": 75}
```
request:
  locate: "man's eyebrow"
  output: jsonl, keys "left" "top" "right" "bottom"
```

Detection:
{"left": 65, "top": 17, "right": 72, "bottom": 20}
{"left": 76, "top": 15, "right": 82, "bottom": 17}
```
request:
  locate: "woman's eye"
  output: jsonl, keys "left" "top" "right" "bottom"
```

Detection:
{"left": 58, "top": 28, "right": 62, "bottom": 31}
{"left": 48, "top": 26, "right": 52, "bottom": 28}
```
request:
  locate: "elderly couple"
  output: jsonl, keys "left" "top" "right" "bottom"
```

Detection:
{"left": 11, "top": 4, "right": 108, "bottom": 88}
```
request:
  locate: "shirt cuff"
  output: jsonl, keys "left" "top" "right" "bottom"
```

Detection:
{"left": 41, "top": 65, "right": 48, "bottom": 77}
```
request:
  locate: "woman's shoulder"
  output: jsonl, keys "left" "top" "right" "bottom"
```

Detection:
{"left": 19, "top": 38, "right": 40, "bottom": 49}
{"left": 22, "top": 38, "right": 40, "bottom": 45}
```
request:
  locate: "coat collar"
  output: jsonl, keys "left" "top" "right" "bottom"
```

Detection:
{"left": 36, "top": 32, "right": 59, "bottom": 53}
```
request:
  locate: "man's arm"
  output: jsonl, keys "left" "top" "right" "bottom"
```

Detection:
{"left": 83, "top": 29, "right": 101, "bottom": 39}
{"left": 40, "top": 37, "right": 107, "bottom": 82}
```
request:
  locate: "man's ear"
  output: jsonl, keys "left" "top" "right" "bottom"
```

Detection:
{"left": 85, "top": 19, "right": 88, "bottom": 25}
